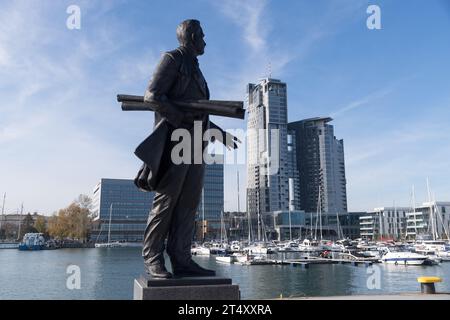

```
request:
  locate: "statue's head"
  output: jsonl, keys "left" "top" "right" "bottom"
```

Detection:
{"left": 176, "top": 19, "right": 206, "bottom": 56}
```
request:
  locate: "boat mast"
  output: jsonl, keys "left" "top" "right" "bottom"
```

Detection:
{"left": 314, "top": 188, "right": 320, "bottom": 241}
{"left": 247, "top": 209, "right": 252, "bottom": 244}
{"left": 412, "top": 185, "right": 417, "bottom": 239}
{"left": 393, "top": 201, "right": 398, "bottom": 240}
{"left": 220, "top": 210, "right": 228, "bottom": 244}
{"left": 379, "top": 209, "right": 383, "bottom": 241}
{"left": 432, "top": 192, "right": 450, "bottom": 240}
{"left": 202, "top": 189, "right": 206, "bottom": 243}
{"left": 257, "top": 202, "right": 261, "bottom": 242}
{"left": 318, "top": 188, "right": 323, "bottom": 241}
{"left": 237, "top": 171, "right": 240, "bottom": 213}
{"left": 426, "top": 178, "right": 437, "bottom": 240}
{"left": 17, "top": 203, "right": 23, "bottom": 241}
{"left": 1, "top": 193, "right": 5, "bottom": 216}
{"left": 107, "top": 203, "right": 112, "bottom": 244}
{"left": 0, "top": 192, "right": 5, "bottom": 230}
{"left": 336, "top": 210, "right": 341, "bottom": 240}
{"left": 288, "top": 178, "right": 294, "bottom": 241}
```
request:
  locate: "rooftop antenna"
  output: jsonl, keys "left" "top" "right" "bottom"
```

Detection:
{"left": 268, "top": 61, "right": 272, "bottom": 79}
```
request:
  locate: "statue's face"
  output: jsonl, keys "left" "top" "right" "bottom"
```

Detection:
{"left": 192, "top": 26, "right": 206, "bottom": 56}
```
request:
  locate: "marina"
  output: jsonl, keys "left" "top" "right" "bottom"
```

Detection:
{"left": 1, "top": 247, "right": 450, "bottom": 300}
{"left": 193, "top": 236, "right": 450, "bottom": 268}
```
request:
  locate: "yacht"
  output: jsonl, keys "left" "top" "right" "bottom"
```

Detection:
{"left": 321, "top": 240, "right": 345, "bottom": 252}
{"left": 94, "top": 241, "right": 126, "bottom": 248}
{"left": 298, "top": 239, "right": 325, "bottom": 252}
{"left": 208, "top": 242, "right": 228, "bottom": 255}
{"left": 278, "top": 241, "right": 301, "bottom": 252}
{"left": 229, "top": 241, "right": 242, "bottom": 252}
{"left": 215, "top": 255, "right": 236, "bottom": 264}
{"left": 380, "top": 248, "right": 428, "bottom": 265}
{"left": 191, "top": 243, "right": 211, "bottom": 256}
{"left": 243, "top": 242, "right": 269, "bottom": 255}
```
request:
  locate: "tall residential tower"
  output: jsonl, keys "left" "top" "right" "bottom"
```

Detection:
{"left": 246, "top": 78, "right": 292, "bottom": 222}
{"left": 288, "top": 117, "right": 348, "bottom": 214}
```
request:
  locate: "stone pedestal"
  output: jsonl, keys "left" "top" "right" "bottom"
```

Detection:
{"left": 133, "top": 276, "right": 240, "bottom": 300}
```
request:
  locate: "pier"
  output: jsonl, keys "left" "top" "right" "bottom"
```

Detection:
{"left": 0, "top": 242, "right": 19, "bottom": 249}
{"left": 236, "top": 252, "right": 380, "bottom": 267}
{"left": 236, "top": 256, "right": 379, "bottom": 267}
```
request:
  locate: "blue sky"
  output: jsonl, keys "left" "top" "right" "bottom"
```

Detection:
{"left": 1, "top": 0, "right": 450, "bottom": 215}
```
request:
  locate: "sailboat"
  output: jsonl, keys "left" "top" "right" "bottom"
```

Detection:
{"left": 95, "top": 204, "right": 124, "bottom": 248}
{"left": 191, "top": 190, "right": 210, "bottom": 255}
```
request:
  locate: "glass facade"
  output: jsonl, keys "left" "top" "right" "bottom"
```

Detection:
{"left": 91, "top": 179, "right": 154, "bottom": 243}
{"left": 288, "top": 117, "right": 348, "bottom": 214}
{"left": 196, "top": 163, "right": 224, "bottom": 240}
{"left": 247, "top": 78, "right": 290, "bottom": 220}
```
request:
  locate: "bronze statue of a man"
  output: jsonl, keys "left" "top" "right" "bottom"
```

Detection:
{"left": 141, "top": 20, "right": 238, "bottom": 278}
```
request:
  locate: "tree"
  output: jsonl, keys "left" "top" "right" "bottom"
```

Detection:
{"left": 48, "top": 213, "right": 68, "bottom": 240}
{"left": 1, "top": 223, "right": 18, "bottom": 240}
{"left": 75, "top": 194, "right": 92, "bottom": 212}
{"left": 48, "top": 202, "right": 92, "bottom": 242}
{"left": 34, "top": 216, "right": 47, "bottom": 234}
{"left": 18, "top": 213, "right": 38, "bottom": 240}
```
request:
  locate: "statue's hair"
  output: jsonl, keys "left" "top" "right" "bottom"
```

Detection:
{"left": 176, "top": 19, "right": 201, "bottom": 46}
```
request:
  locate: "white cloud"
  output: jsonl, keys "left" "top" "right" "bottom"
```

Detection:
{"left": 0, "top": 1, "right": 153, "bottom": 214}
{"left": 215, "top": 0, "right": 268, "bottom": 52}
{"left": 330, "top": 87, "right": 394, "bottom": 118}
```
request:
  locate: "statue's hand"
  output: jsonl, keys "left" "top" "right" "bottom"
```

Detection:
{"left": 224, "top": 132, "right": 241, "bottom": 150}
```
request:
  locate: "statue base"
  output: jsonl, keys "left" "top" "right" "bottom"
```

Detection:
{"left": 133, "top": 275, "right": 240, "bottom": 300}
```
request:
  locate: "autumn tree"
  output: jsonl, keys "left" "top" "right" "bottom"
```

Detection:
{"left": 48, "top": 202, "right": 92, "bottom": 242}
{"left": 34, "top": 216, "right": 47, "bottom": 234}
{"left": 75, "top": 194, "right": 93, "bottom": 213}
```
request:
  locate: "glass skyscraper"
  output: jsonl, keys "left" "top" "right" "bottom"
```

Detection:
{"left": 91, "top": 179, "right": 154, "bottom": 243}
{"left": 288, "top": 117, "right": 348, "bottom": 214}
{"left": 246, "top": 78, "right": 291, "bottom": 218}
{"left": 196, "top": 163, "right": 224, "bottom": 240}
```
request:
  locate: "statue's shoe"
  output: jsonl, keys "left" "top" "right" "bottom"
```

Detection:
{"left": 145, "top": 262, "right": 173, "bottom": 279}
{"left": 173, "top": 260, "right": 216, "bottom": 277}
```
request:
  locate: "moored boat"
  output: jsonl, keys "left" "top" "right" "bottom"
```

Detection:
{"left": 18, "top": 233, "right": 45, "bottom": 251}
{"left": 380, "top": 248, "right": 428, "bottom": 265}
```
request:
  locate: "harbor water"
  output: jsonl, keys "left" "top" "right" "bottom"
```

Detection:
{"left": 1, "top": 247, "right": 449, "bottom": 300}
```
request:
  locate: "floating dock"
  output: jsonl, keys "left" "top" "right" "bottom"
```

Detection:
{"left": 236, "top": 256, "right": 379, "bottom": 267}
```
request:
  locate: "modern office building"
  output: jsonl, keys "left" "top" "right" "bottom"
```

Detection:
{"left": 273, "top": 210, "right": 306, "bottom": 241}
{"left": 246, "top": 78, "right": 291, "bottom": 223}
{"left": 91, "top": 179, "right": 154, "bottom": 243}
{"left": 288, "top": 117, "right": 347, "bottom": 214}
{"left": 272, "top": 210, "right": 361, "bottom": 241}
{"left": 195, "top": 163, "right": 224, "bottom": 240}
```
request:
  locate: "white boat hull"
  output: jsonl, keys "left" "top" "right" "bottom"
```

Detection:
{"left": 382, "top": 259, "right": 426, "bottom": 265}
{"left": 381, "top": 251, "right": 428, "bottom": 265}
{"left": 215, "top": 256, "right": 236, "bottom": 264}
{"left": 95, "top": 242, "right": 125, "bottom": 248}
{"left": 191, "top": 247, "right": 211, "bottom": 256}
